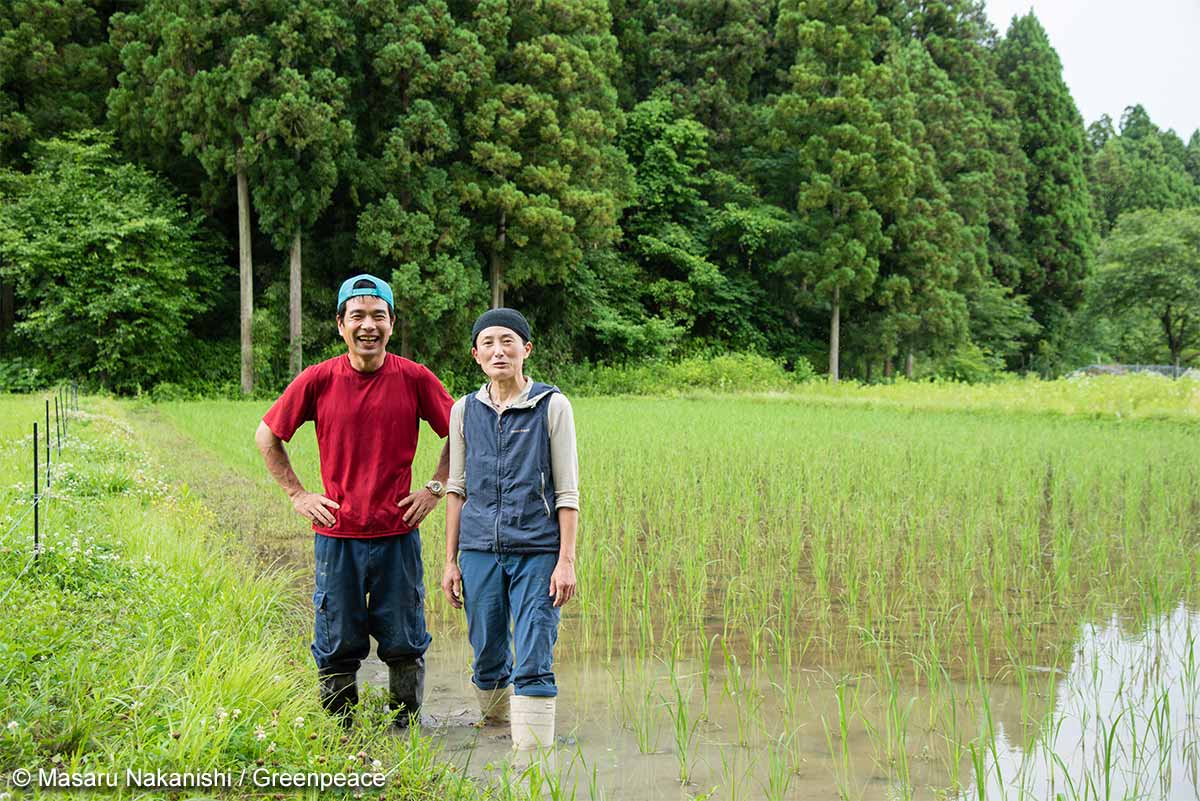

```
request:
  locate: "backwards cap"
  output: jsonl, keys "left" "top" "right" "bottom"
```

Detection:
{"left": 337, "top": 274, "right": 394, "bottom": 314}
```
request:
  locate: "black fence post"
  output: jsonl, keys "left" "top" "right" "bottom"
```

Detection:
{"left": 54, "top": 394, "right": 61, "bottom": 452}
{"left": 33, "top": 422, "right": 39, "bottom": 558}
{"left": 45, "top": 400, "right": 51, "bottom": 490}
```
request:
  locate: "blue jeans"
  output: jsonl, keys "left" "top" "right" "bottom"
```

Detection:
{"left": 459, "top": 550, "right": 560, "bottom": 697}
{"left": 311, "top": 531, "right": 431, "bottom": 675}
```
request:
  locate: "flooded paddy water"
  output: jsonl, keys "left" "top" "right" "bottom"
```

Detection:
{"left": 358, "top": 603, "right": 1200, "bottom": 800}
{"left": 151, "top": 393, "right": 1200, "bottom": 800}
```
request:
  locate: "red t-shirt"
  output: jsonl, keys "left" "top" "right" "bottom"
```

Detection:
{"left": 262, "top": 353, "right": 453, "bottom": 538}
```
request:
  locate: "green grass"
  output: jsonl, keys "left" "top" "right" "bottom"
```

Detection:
{"left": 0, "top": 396, "right": 488, "bottom": 800}
{"left": 788, "top": 372, "right": 1200, "bottom": 422}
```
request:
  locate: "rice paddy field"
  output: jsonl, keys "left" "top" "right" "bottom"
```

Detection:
{"left": 138, "top": 376, "right": 1200, "bottom": 801}
{"left": 3, "top": 375, "right": 1199, "bottom": 800}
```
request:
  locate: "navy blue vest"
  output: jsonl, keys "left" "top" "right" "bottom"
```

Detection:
{"left": 459, "top": 382, "right": 561, "bottom": 553}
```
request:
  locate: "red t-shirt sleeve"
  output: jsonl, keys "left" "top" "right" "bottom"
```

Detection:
{"left": 415, "top": 364, "right": 453, "bottom": 439}
{"left": 263, "top": 366, "right": 317, "bottom": 442}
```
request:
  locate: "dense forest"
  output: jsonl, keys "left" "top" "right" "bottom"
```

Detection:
{"left": 1, "top": 0, "right": 1198, "bottom": 395}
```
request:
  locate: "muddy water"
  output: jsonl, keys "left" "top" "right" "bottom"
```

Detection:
{"left": 366, "top": 638, "right": 1036, "bottom": 799}
{"left": 360, "top": 606, "right": 1200, "bottom": 800}
{"left": 362, "top": 644, "right": 1029, "bottom": 799}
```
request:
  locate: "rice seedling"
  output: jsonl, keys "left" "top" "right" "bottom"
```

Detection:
{"left": 614, "top": 662, "right": 659, "bottom": 755}
{"left": 661, "top": 646, "right": 701, "bottom": 784}
{"left": 697, "top": 633, "right": 719, "bottom": 721}
{"left": 761, "top": 730, "right": 796, "bottom": 801}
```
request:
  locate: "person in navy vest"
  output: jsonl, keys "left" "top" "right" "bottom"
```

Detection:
{"left": 255, "top": 274, "right": 455, "bottom": 727}
{"left": 440, "top": 308, "right": 579, "bottom": 753}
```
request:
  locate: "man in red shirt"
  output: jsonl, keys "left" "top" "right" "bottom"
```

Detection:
{"left": 255, "top": 274, "right": 454, "bottom": 727}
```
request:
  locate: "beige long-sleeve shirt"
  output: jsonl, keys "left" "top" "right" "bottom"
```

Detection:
{"left": 446, "top": 379, "right": 580, "bottom": 510}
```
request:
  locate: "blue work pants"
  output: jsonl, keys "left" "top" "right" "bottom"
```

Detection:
{"left": 459, "top": 550, "right": 560, "bottom": 697}
{"left": 311, "top": 531, "right": 431, "bottom": 675}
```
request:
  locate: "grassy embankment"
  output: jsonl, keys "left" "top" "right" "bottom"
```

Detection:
{"left": 149, "top": 375, "right": 1200, "bottom": 799}
{"left": 0, "top": 395, "right": 489, "bottom": 800}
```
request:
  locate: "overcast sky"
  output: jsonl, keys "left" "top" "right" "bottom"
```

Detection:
{"left": 983, "top": 0, "right": 1200, "bottom": 139}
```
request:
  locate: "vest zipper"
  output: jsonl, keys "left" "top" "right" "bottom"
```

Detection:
{"left": 494, "top": 407, "right": 502, "bottom": 553}
{"left": 540, "top": 471, "right": 550, "bottom": 517}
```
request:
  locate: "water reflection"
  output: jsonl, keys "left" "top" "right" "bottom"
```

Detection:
{"left": 962, "top": 604, "right": 1200, "bottom": 801}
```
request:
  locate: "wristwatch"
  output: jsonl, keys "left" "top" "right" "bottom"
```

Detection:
{"left": 425, "top": 480, "right": 446, "bottom": 498}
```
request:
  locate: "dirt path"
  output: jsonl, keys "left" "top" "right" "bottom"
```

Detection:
{"left": 125, "top": 403, "right": 314, "bottom": 585}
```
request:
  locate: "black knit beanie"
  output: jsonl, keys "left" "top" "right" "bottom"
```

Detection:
{"left": 471, "top": 308, "right": 532, "bottom": 345}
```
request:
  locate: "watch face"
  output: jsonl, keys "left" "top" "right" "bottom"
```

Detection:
{"left": 428, "top": 481, "right": 444, "bottom": 494}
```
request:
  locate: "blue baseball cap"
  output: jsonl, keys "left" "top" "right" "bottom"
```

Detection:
{"left": 337, "top": 274, "right": 394, "bottom": 314}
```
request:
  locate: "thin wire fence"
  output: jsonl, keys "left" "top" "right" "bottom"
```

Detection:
{"left": 0, "top": 382, "right": 80, "bottom": 605}
{"left": 0, "top": 498, "right": 38, "bottom": 546}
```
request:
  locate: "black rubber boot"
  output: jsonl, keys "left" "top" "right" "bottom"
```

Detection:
{"left": 388, "top": 656, "right": 425, "bottom": 728}
{"left": 319, "top": 671, "right": 358, "bottom": 728}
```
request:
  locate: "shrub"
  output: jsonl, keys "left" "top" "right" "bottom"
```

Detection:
{"left": 0, "top": 357, "right": 44, "bottom": 392}
{"left": 0, "top": 132, "right": 227, "bottom": 394}
{"left": 543, "top": 352, "right": 815, "bottom": 396}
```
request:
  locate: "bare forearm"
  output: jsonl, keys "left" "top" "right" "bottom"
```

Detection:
{"left": 432, "top": 440, "right": 450, "bottom": 484}
{"left": 445, "top": 493, "right": 464, "bottom": 565}
{"left": 256, "top": 423, "right": 304, "bottom": 498}
{"left": 557, "top": 508, "right": 577, "bottom": 564}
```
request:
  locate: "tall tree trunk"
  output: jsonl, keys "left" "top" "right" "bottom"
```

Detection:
{"left": 490, "top": 210, "right": 507, "bottom": 309}
{"left": 905, "top": 351, "right": 914, "bottom": 380}
{"left": 1163, "top": 306, "right": 1181, "bottom": 374}
{"left": 884, "top": 358, "right": 894, "bottom": 379}
{"left": 400, "top": 317, "right": 412, "bottom": 359}
{"left": 289, "top": 232, "right": 302, "bottom": 379}
{"left": 0, "top": 281, "right": 13, "bottom": 333}
{"left": 237, "top": 167, "right": 254, "bottom": 394}
{"left": 828, "top": 285, "right": 840, "bottom": 384}
{"left": 865, "top": 361, "right": 873, "bottom": 383}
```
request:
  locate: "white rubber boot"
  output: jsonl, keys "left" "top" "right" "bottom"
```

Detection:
{"left": 475, "top": 686, "right": 511, "bottom": 726}
{"left": 510, "top": 695, "right": 555, "bottom": 753}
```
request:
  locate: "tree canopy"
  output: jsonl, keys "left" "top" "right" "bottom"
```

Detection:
{"left": 1090, "top": 208, "right": 1200, "bottom": 369}
{"left": 1, "top": 0, "right": 1197, "bottom": 392}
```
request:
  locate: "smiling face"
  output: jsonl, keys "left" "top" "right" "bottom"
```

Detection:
{"left": 472, "top": 325, "right": 532, "bottom": 382}
{"left": 337, "top": 295, "right": 393, "bottom": 367}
